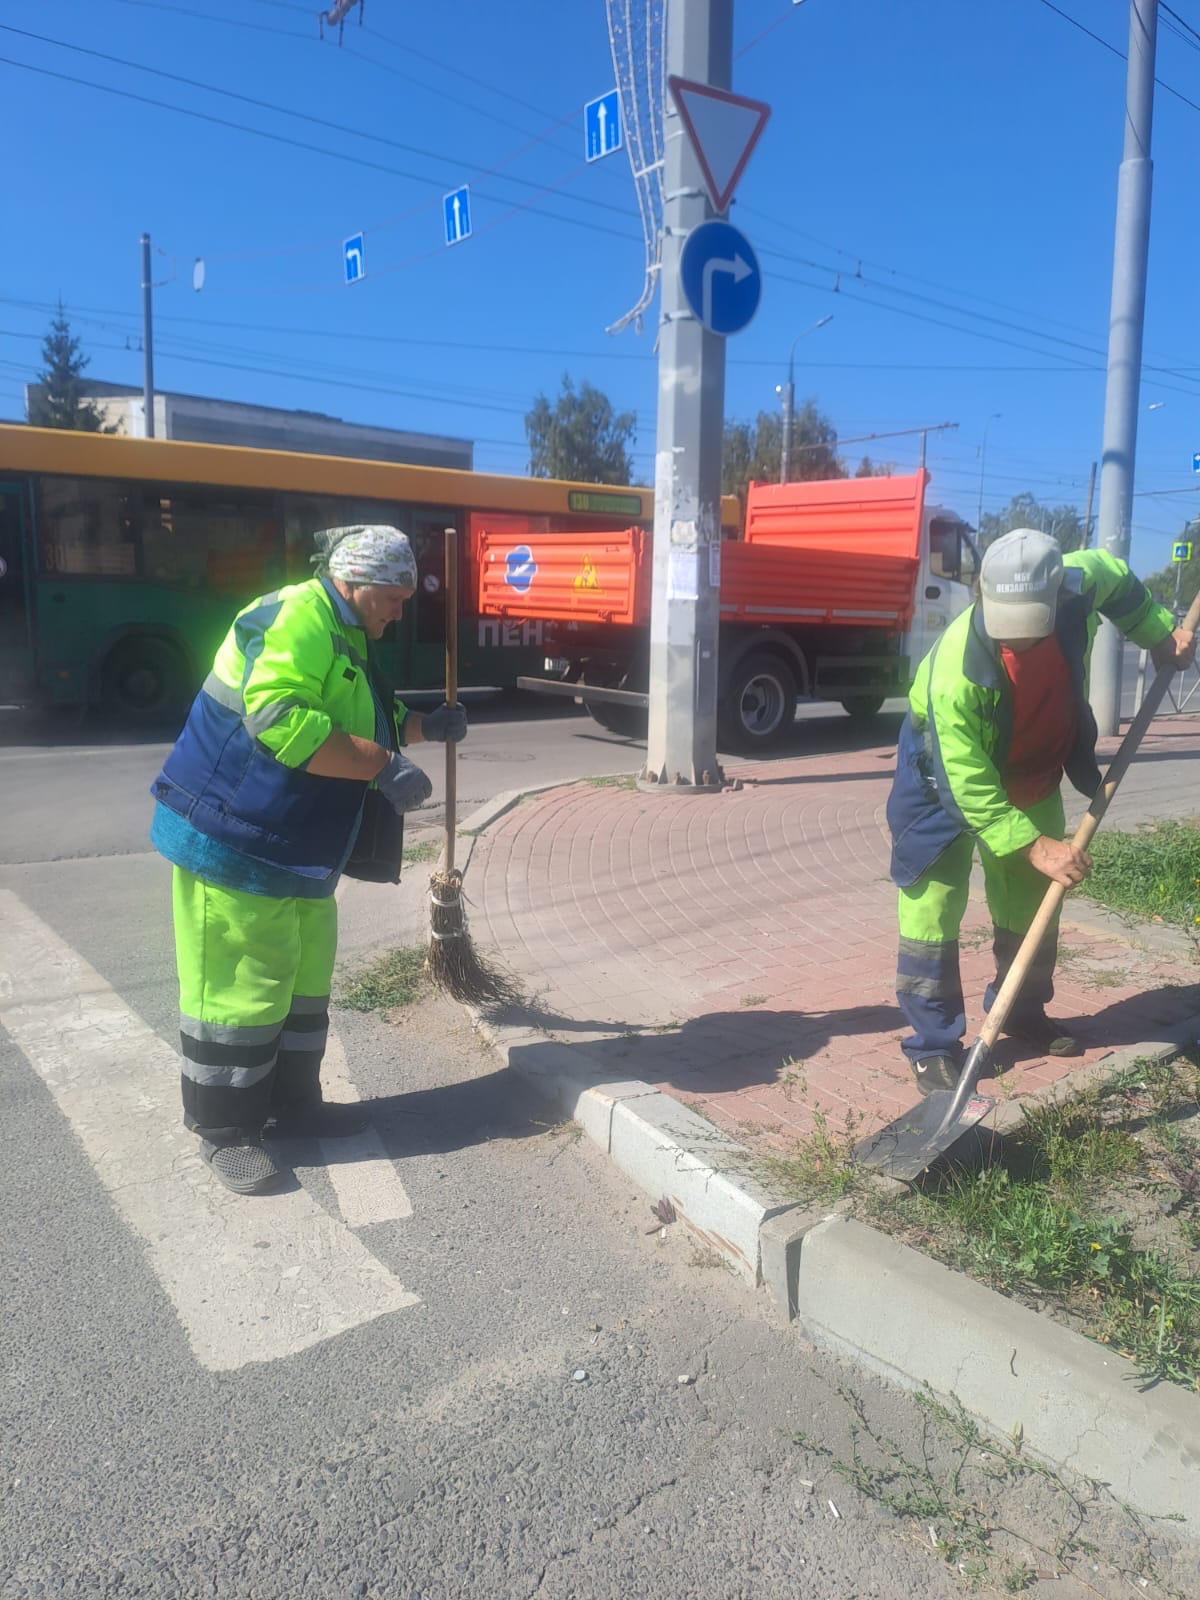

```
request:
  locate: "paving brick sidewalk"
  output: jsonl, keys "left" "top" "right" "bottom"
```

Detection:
{"left": 469, "top": 718, "right": 1200, "bottom": 1152}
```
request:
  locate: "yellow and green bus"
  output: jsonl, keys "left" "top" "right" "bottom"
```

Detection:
{"left": 0, "top": 424, "right": 661, "bottom": 718}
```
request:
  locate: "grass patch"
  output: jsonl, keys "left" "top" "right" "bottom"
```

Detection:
{"left": 402, "top": 839, "right": 440, "bottom": 866}
{"left": 582, "top": 772, "right": 638, "bottom": 790}
{"left": 768, "top": 1053, "right": 1200, "bottom": 1390}
{"left": 338, "top": 945, "right": 428, "bottom": 1011}
{"left": 885, "top": 1056, "right": 1200, "bottom": 1390}
{"left": 1079, "top": 818, "right": 1200, "bottom": 931}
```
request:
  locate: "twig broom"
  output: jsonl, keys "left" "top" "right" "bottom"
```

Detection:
{"left": 427, "top": 526, "right": 522, "bottom": 1007}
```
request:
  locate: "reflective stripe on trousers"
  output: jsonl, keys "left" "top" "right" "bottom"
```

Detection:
{"left": 895, "top": 789, "right": 1065, "bottom": 1062}
{"left": 171, "top": 867, "right": 338, "bottom": 1140}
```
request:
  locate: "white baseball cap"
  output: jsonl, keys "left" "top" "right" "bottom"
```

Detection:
{"left": 979, "top": 528, "right": 1064, "bottom": 640}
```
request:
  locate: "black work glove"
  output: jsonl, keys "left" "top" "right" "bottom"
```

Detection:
{"left": 376, "top": 752, "right": 433, "bottom": 814}
{"left": 421, "top": 703, "right": 468, "bottom": 743}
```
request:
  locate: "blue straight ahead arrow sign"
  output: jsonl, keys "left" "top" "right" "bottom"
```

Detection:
{"left": 585, "top": 91, "right": 622, "bottom": 161}
{"left": 443, "top": 187, "right": 472, "bottom": 246}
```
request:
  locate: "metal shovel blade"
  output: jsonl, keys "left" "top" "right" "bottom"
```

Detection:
{"left": 854, "top": 1089, "right": 995, "bottom": 1180}
{"left": 855, "top": 1040, "right": 995, "bottom": 1180}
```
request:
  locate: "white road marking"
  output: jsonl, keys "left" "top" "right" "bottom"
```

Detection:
{"left": 0, "top": 890, "right": 419, "bottom": 1372}
{"left": 317, "top": 1029, "right": 414, "bottom": 1227}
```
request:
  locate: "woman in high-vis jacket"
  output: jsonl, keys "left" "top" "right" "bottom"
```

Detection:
{"left": 150, "top": 526, "right": 466, "bottom": 1195}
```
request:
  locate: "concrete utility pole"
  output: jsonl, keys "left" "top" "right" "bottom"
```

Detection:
{"left": 640, "top": 0, "right": 732, "bottom": 793}
{"left": 1090, "top": 0, "right": 1158, "bottom": 735}
{"left": 779, "top": 315, "right": 833, "bottom": 483}
{"left": 141, "top": 233, "right": 156, "bottom": 439}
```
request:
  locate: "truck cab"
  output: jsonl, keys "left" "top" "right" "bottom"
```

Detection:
{"left": 912, "top": 508, "right": 979, "bottom": 671}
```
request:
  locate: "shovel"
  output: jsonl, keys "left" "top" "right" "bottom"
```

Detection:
{"left": 856, "top": 591, "right": 1200, "bottom": 1182}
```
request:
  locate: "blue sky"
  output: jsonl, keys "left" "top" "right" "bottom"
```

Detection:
{"left": 4, "top": 0, "right": 1200, "bottom": 576}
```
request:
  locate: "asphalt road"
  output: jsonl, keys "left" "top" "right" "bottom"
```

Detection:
{"left": 3, "top": 687, "right": 1199, "bottom": 1597}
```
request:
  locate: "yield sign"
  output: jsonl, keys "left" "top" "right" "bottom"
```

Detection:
{"left": 668, "top": 76, "right": 770, "bottom": 214}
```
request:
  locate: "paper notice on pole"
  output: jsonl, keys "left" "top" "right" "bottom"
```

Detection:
{"left": 668, "top": 548, "right": 699, "bottom": 600}
{"left": 708, "top": 541, "right": 721, "bottom": 590}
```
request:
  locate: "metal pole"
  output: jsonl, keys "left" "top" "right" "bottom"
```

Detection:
{"left": 976, "top": 413, "right": 1000, "bottom": 533}
{"left": 779, "top": 373, "right": 793, "bottom": 484}
{"left": 1175, "top": 550, "right": 1185, "bottom": 622}
{"left": 1090, "top": 0, "right": 1158, "bottom": 735}
{"left": 1082, "top": 459, "right": 1097, "bottom": 548}
{"left": 641, "top": 0, "right": 731, "bottom": 793}
{"left": 141, "top": 232, "right": 156, "bottom": 439}
{"left": 779, "top": 315, "right": 831, "bottom": 484}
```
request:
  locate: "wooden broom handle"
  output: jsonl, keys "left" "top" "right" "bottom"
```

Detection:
{"left": 444, "top": 527, "right": 458, "bottom": 875}
{"left": 979, "top": 590, "right": 1200, "bottom": 1050}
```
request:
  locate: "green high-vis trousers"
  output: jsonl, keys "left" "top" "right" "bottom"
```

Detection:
{"left": 895, "top": 789, "right": 1065, "bottom": 1062}
{"left": 171, "top": 868, "right": 338, "bottom": 1140}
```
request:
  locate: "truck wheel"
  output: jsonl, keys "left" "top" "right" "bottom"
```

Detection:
{"left": 719, "top": 652, "right": 797, "bottom": 753}
{"left": 841, "top": 694, "right": 885, "bottom": 721}
{"left": 580, "top": 672, "right": 647, "bottom": 740}
{"left": 101, "top": 636, "right": 190, "bottom": 723}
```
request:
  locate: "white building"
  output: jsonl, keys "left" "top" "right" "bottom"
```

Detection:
{"left": 24, "top": 381, "right": 473, "bottom": 471}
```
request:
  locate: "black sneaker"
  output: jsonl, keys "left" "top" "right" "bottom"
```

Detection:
{"left": 268, "top": 1099, "right": 371, "bottom": 1138}
{"left": 1001, "top": 1014, "right": 1083, "bottom": 1057}
{"left": 911, "top": 1055, "right": 961, "bottom": 1096}
{"left": 200, "top": 1138, "right": 282, "bottom": 1196}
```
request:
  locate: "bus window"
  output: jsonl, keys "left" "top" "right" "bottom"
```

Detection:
{"left": 140, "top": 486, "right": 281, "bottom": 596}
{"left": 283, "top": 493, "right": 405, "bottom": 579}
{"left": 38, "top": 476, "right": 138, "bottom": 577}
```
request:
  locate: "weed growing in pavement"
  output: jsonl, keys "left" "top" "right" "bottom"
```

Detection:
{"left": 1079, "top": 819, "right": 1200, "bottom": 932}
{"left": 582, "top": 772, "right": 639, "bottom": 790}
{"left": 791, "top": 1379, "right": 1188, "bottom": 1595}
{"left": 739, "top": 992, "right": 767, "bottom": 1008}
{"left": 401, "top": 839, "right": 440, "bottom": 866}
{"left": 337, "top": 945, "right": 429, "bottom": 1012}
{"left": 757, "top": 1104, "right": 865, "bottom": 1205}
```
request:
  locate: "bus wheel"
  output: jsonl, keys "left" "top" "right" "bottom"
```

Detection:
{"left": 719, "top": 652, "right": 797, "bottom": 754}
{"left": 841, "top": 694, "right": 885, "bottom": 721}
{"left": 101, "top": 637, "right": 189, "bottom": 722}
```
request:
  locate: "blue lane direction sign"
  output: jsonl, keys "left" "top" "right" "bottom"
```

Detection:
{"left": 343, "top": 233, "right": 365, "bottom": 285}
{"left": 443, "top": 186, "right": 471, "bottom": 246}
{"left": 585, "top": 90, "right": 622, "bottom": 161}
{"left": 1173, "top": 540, "right": 1193, "bottom": 563}
{"left": 679, "top": 220, "right": 761, "bottom": 337}
{"left": 1193, "top": 453, "right": 1200, "bottom": 475}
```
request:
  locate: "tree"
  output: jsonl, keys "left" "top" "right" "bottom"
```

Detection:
{"left": 721, "top": 400, "right": 844, "bottom": 506}
{"left": 525, "top": 374, "right": 635, "bottom": 484}
{"left": 854, "top": 456, "right": 895, "bottom": 478}
{"left": 1144, "top": 525, "right": 1200, "bottom": 616}
{"left": 977, "top": 491, "right": 1086, "bottom": 554}
{"left": 27, "top": 302, "right": 119, "bottom": 433}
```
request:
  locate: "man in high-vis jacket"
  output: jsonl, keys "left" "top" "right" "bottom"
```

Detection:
{"left": 887, "top": 528, "right": 1194, "bottom": 1096}
{"left": 150, "top": 526, "right": 466, "bottom": 1195}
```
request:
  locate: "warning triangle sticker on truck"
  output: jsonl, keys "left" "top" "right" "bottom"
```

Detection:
{"left": 667, "top": 76, "right": 771, "bottom": 215}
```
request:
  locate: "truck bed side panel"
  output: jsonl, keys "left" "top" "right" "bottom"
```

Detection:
{"left": 476, "top": 525, "right": 647, "bottom": 626}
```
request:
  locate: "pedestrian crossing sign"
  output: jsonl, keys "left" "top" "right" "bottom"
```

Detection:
{"left": 1173, "top": 540, "right": 1193, "bottom": 563}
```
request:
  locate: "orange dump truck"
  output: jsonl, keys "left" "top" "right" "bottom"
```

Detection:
{"left": 476, "top": 470, "right": 977, "bottom": 752}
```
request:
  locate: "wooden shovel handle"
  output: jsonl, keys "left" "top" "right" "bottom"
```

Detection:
{"left": 444, "top": 526, "right": 458, "bottom": 874}
{"left": 979, "top": 590, "right": 1200, "bottom": 1049}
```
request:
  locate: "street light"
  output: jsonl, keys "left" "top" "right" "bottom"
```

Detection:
{"left": 778, "top": 314, "right": 834, "bottom": 482}
{"left": 976, "top": 412, "right": 1002, "bottom": 531}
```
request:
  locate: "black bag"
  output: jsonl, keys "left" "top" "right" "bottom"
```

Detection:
{"left": 341, "top": 643, "right": 405, "bottom": 885}
{"left": 342, "top": 786, "right": 405, "bottom": 884}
